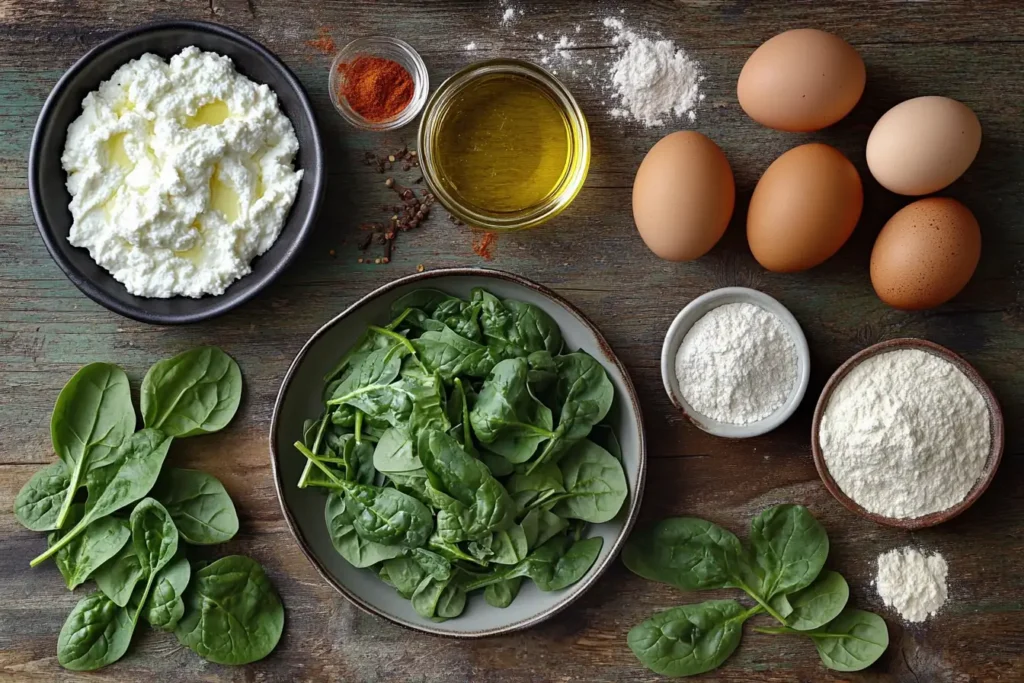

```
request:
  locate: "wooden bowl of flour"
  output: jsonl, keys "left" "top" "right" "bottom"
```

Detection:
{"left": 811, "top": 338, "right": 1004, "bottom": 529}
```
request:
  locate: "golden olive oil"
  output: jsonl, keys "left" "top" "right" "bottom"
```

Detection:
{"left": 433, "top": 73, "right": 572, "bottom": 214}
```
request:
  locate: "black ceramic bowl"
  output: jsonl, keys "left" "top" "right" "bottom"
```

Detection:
{"left": 29, "top": 21, "right": 324, "bottom": 324}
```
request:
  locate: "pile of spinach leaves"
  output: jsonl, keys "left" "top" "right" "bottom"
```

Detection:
{"left": 295, "top": 287, "right": 629, "bottom": 619}
{"left": 623, "top": 505, "right": 889, "bottom": 677}
{"left": 14, "top": 347, "right": 284, "bottom": 671}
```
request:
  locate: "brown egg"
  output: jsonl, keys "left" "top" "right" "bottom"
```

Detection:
{"left": 747, "top": 143, "right": 863, "bottom": 272}
{"left": 870, "top": 198, "right": 981, "bottom": 310}
{"left": 738, "top": 29, "right": 866, "bottom": 132}
{"left": 866, "top": 96, "right": 982, "bottom": 196}
{"left": 632, "top": 131, "right": 735, "bottom": 261}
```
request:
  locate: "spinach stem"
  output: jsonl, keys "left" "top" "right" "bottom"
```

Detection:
{"left": 326, "top": 383, "right": 390, "bottom": 406}
{"left": 294, "top": 441, "right": 345, "bottom": 486}
{"left": 753, "top": 625, "right": 799, "bottom": 635}
{"left": 30, "top": 517, "right": 86, "bottom": 566}
{"left": 739, "top": 605, "right": 765, "bottom": 621}
{"left": 368, "top": 325, "right": 415, "bottom": 355}
{"left": 736, "top": 580, "right": 788, "bottom": 624}
{"left": 387, "top": 308, "right": 413, "bottom": 331}
{"left": 54, "top": 462, "right": 84, "bottom": 529}
{"left": 298, "top": 410, "right": 333, "bottom": 488}
{"left": 355, "top": 411, "right": 363, "bottom": 444}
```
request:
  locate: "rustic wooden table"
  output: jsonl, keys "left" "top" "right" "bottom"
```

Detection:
{"left": 3, "top": 1, "right": 1023, "bottom": 681}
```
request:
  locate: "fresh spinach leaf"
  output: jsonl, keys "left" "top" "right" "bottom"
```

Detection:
{"left": 174, "top": 555, "right": 284, "bottom": 665}
{"left": 31, "top": 429, "right": 173, "bottom": 568}
{"left": 327, "top": 342, "right": 407, "bottom": 407}
{"left": 49, "top": 506, "right": 131, "bottom": 590}
{"left": 757, "top": 608, "right": 889, "bottom": 672}
{"left": 771, "top": 570, "right": 849, "bottom": 631}
{"left": 15, "top": 461, "right": 72, "bottom": 532}
{"left": 412, "top": 575, "right": 466, "bottom": 621}
{"left": 428, "top": 533, "right": 488, "bottom": 567}
{"left": 472, "top": 288, "right": 563, "bottom": 355}
{"left": 549, "top": 440, "right": 627, "bottom": 523}
{"left": 525, "top": 350, "right": 559, "bottom": 394}
{"left": 408, "top": 547, "right": 453, "bottom": 580}
{"left": 412, "top": 326, "right": 499, "bottom": 381}
{"left": 151, "top": 468, "right": 239, "bottom": 545}
{"left": 528, "top": 352, "right": 614, "bottom": 474}
{"left": 431, "top": 297, "right": 483, "bottom": 342}
{"left": 749, "top": 504, "right": 829, "bottom": 599}
{"left": 390, "top": 288, "right": 456, "bottom": 319}
{"left": 479, "top": 450, "right": 514, "bottom": 477}
{"left": 627, "top": 600, "right": 754, "bottom": 678}
{"left": 520, "top": 507, "right": 569, "bottom": 549}
{"left": 622, "top": 517, "right": 746, "bottom": 591}
{"left": 325, "top": 491, "right": 404, "bottom": 567}
{"left": 808, "top": 609, "right": 889, "bottom": 672}
{"left": 93, "top": 543, "right": 145, "bottom": 608}
{"left": 526, "top": 536, "right": 604, "bottom": 591}
{"left": 381, "top": 555, "right": 427, "bottom": 598}
{"left": 141, "top": 347, "right": 242, "bottom": 438}
{"left": 469, "top": 358, "right": 554, "bottom": 464}
{"left": 418, "top": 429, "right": 515, "bottom": 539}
{"left": 131, "top": 498, "right": 179, "bottom": 597}
{"left": 372, "top": 427, "right": 419, "bottom": 473}
{"left": 469, "top": 526, "right": 529, "bottom": 566}
{"left": 485, "top": 577, "right": 523, "bottom": 608}
{"left": 57, "top": 590, "right": 135, "bottom": 671}
{"left": 339, "top": 481, "right": 434, "bottom": 548}
{"left": 144, "top": 554, "right": 191, "bottom": 631}
{"left": 507, "top": 462, "right": 564, "bottom": 513}
{"left": 50, "top": 362, "right": 135, "bottom": 529}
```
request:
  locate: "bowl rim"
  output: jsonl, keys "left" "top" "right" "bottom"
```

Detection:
{"left": 269, "top": 267, "right": 648, "bottom": 638}
{"left": 660, "top": 286, "right": 811, "bottom": 439}
{"left": 810, "top": 337, "right": 1005, "bottom": 530}
{"left": 28, "top": 19, "right": 325, "bottom": 325}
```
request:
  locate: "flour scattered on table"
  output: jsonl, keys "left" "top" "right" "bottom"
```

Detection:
{"left": 604, "top": 16, "right": 704, "bottom": 126}
{"left": 464, "top": 42, "right": 477, "bottom": 51}
{"left": 875, "top": 547, "right": 948, "bottom": 623}
{"left": 484, "top": 7, "right": 705, "bottom": 126}
{"left": 553, "top": 35, "right": 576, "bottom": 59}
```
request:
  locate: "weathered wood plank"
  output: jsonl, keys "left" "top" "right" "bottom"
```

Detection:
{"left": 2, "top": 1, "right": 1024, "bottom": 681}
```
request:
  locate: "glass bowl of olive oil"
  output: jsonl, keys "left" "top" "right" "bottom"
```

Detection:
{"left": 417, "top": 59, "right": 590, "bottom": 231}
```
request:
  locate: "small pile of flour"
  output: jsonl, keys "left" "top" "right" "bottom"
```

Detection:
{"left": 875, "top": 547, "right": 948, "bottom": 622}
{"left": 820, "top": 349, "right": 990, "bottom": 519}
{"left": 674, "top": 303, "right": 798, "bottom": 425}
{"left": 603, "top": 17, "right": 704, "bottom": 126}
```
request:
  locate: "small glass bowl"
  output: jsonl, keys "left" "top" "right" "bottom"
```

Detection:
{"left": 417, "top": 59, "right": 590, "bottom": 232}
{"left": 329, "top": 36, "right": 429, "bottom": 131}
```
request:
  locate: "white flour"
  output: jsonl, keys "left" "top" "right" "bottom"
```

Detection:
{"left": 674, "top": 303, "right": 797, "bottom": 425}
{"left": 604, "top": 17, "right": 704, "bottom": 126}
{"left": 483, "top": 8, "right": 707, "bottom": 125}
{"left": 875, "top": 547, "right": 948, "bottom": 622}
{"left": 820, "top": 349, "right": 990, "bottom": 519}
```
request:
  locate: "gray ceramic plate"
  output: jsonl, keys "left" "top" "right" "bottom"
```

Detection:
{"left": 270, "top": 268, "right": 646, "bottom": 637}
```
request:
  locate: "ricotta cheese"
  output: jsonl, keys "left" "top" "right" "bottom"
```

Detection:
{"left": 62, "top": 46, "right": 303, "bottom": 298}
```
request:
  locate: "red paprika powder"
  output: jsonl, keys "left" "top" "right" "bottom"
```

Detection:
{"left": 339, "top": 56, "right": 414, "bottom": 122}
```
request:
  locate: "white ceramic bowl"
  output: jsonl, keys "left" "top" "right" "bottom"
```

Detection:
{"left": 660, "top": 287, "right": 810, "bottom": 438}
